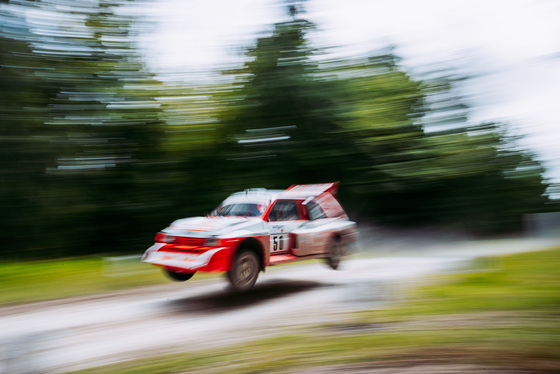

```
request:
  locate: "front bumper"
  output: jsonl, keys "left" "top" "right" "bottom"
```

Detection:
{"left": 142, "top": 243, "right": 234, "bottom": 273}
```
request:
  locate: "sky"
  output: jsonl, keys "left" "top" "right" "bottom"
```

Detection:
{"left": 137, "top": 0, "right": 560, "bottom": 191}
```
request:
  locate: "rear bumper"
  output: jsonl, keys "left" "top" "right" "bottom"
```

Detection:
{"left": 142, "top": 243, "right": 234, "bottom": 273}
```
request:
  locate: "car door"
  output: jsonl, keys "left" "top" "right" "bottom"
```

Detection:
{"left": 266, "top": 199, "right": 305, "bottom": 255}
{"left": 291, "top": 200, "right": 332, "bottom": 256}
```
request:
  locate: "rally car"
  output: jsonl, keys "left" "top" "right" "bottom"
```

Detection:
{"left": 142, "top": 182, "right": 358, "bottom": 291}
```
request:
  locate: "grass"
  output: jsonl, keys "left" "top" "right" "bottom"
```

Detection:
{"left": 0, "top": 256, "right": 219, "bottom": 306}
{"left": 68, "top": 246, "right": 560, "bottom": 374}
{"left": 379, "top": 249, "right": 560, "bottom": 317}
{"left": 0, "top": 253, "right": 352, "bottom": 306}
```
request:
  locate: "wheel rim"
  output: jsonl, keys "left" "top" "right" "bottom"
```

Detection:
{"left": 234, "top": 252, "right": 258, "bottom": 289}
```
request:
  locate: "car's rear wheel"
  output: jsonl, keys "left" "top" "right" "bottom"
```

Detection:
{"left": 226, "top": 249, "right": 259, "bottom": 292}
{"left": 325, "top": 238, "right": 346, "bottom": 270}
{"left": 164, "top": 269, "right": 195, "bottom": 282}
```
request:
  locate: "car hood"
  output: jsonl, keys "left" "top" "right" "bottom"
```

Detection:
{"left": 164, "top": 216, "right": 266, "bottom": 238}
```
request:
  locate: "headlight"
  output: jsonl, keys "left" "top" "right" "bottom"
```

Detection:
{"left": 205, "top": 237, "right": 221, "bottom": 247}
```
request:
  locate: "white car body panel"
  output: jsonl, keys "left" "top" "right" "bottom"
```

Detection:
{"left": 142, "top": 183, "right": 358, "bottom": 282}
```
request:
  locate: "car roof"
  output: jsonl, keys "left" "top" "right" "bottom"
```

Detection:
{"left": 222, "top": 189, "right": 283, "bottom": 205}
{"left": 225, "top": 182, "right": 340, "bottom": 203}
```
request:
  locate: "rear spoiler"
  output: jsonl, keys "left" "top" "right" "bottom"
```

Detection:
{"left": 284, "top": 182, "right": 340, "bottom": 198}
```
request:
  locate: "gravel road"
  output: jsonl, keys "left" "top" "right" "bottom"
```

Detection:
{"left": 0, "top": 237, "right": 556, "bottom": 373}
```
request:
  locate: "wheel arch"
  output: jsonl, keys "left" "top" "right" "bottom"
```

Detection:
{"left": 236, "top": 237, "right": 265, "bottom": 272}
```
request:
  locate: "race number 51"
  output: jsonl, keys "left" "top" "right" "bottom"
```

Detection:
{"left": 271, "top": 235, "right": 286, "bottom": 252}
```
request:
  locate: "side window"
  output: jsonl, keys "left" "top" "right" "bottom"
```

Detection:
{"left": 306, "top": 201, "right": 327, "bottom": 220}
{"left": 268, "top": 200, "right": 300, "bottom": 222}
{"left": 315, "top": 193, "right": 347, "bottom": 218}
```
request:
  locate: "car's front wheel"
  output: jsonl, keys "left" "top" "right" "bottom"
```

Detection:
{"left": 164, "top": 269, "right": 195, "bottom": 282}
{"left": 325, "top": 238, "right": 346, "bottom": 270}
{"left": 226, "top": 249, "right": 259, "bottom": 292}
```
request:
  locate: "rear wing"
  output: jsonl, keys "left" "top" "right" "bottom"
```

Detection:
{"left": 282, "top": 182, "right": 346, "bottom": 218}
{"left": 283, "top": 182, "right": 339, "bottom": 198}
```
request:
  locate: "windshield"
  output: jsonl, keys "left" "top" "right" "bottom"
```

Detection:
{"left": 213, "top": 203, "right": 264, "bottom": 217}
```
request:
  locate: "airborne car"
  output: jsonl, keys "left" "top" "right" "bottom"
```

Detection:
{"left": 142, "top": 183, "right": 358, "bottom": 291}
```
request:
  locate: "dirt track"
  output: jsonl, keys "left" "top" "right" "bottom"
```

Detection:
{"left": 0, "top": 238, "right": 556, "bottom": 373}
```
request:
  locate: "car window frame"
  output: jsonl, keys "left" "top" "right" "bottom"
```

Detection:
{"left": 304, "top": 199, "right": 327, "bottom": 220}
{"left": 266, "top": 199, "right": 304, "bottom": 222}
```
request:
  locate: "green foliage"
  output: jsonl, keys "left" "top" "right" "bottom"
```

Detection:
{"left": 36, "top": 0, "right": 169, "bottom": 256}
{"left": 216, "top": 11, "right": 549, "bottom": 233}
{"left": 1, "top": 0, "right": 171, "bottom": 259}
{"left": 216, "top": 7, "right": 357, "bottom": 190}
{"left": 334, "top": 61, "right": 549, "bottom": 231}
{"left": 0, "top": 3, "right": 57, "bottom": 258}
{"left": 0, "top": 1, "right": 551, "bottom": 259}
{"left": 328, "top": 50, "right": 432, "bottom": 218}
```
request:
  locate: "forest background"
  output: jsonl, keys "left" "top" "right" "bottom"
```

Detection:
{"left": 1, "top": 0, "right": 557, "bottom": 260}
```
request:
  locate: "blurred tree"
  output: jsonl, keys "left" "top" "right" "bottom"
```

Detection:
{"left": 217, "top": 5, "right": 549, "bottom": 233}
{"left": 416, "top": 68, "right": 549, "bottom": 232}
{"left": 423, "top": 122, "right": 550, "bottom": 232}
{"left": 217, "top": 2, "right": 357, "bottom": 191}
{"left": 146, "top": 82, "right": 230, "bottom": 218}
{"left": 37, "top": 0, "right": 167, "bottom": 256}
{"left": 0, "top": 3, "right": 56, "bottom": 258}
{"left": 329, "top": 48, "right": 432, "bottom": 219}
{"left": 0, "top": 0, "right": 551, "bottom": 260}
{"left": 1, "top": 0, "right": 167, "bottom": 258}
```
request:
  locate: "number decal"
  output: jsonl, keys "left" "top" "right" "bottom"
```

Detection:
{"left": 271, "top": 235, "right": 287, "bottom": 252}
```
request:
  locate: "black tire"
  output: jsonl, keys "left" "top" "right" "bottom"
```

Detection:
{"left": 164, "top": 269, "right": 195, "bottom": 282}
{"left": 325, "top": 238, "right": 346, "bottom": 270}
{"left": 226, "top": 249, "right": 259, "bottom": 292}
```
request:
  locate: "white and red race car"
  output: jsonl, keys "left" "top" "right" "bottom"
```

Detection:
{"left": 142, "top": 182, "right": 358, "bottom": 291}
